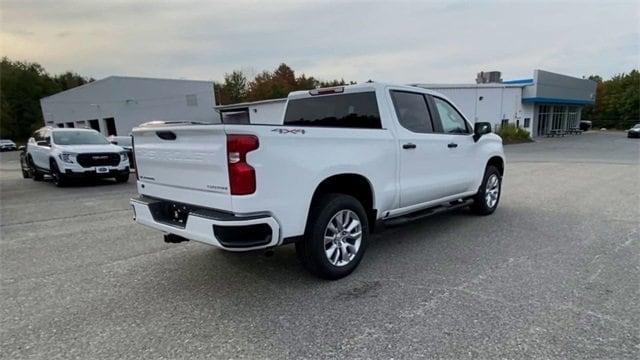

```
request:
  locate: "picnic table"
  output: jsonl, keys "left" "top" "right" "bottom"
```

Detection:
{"left": 547, "top": 129, "right": 566, "bottom": 137}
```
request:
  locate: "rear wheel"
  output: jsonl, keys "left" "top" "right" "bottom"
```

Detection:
{"left": 296, "top": 193, "right": 369, "bottom": 280}
{"left": 471, "top": 165, "right": 501, "bottom": 215}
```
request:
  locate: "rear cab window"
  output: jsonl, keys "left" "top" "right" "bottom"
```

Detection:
{"left": 283, "top": 92, "right": 382, "bottom": 129}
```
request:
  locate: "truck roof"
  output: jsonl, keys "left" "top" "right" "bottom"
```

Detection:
{"left": 287, "top": 82, "right": 449, "bottom": 101}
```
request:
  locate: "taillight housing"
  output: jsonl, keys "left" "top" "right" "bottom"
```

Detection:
{"left": 227, "top": 134, "right": 259, "bottom": 195}
{"left": 131, "top": 135, "right": 139, "bottom": 180}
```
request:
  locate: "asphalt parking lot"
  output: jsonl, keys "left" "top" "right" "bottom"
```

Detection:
{"left": 1, "top": 131, "right": 638, "bottom": 359}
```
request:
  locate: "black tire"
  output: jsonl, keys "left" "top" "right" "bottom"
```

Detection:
{"left": 115, "top": 173, "right": 129, "bottom": 183}
{"left": 28, "top": 156, "right": 44, "bottom": 181}
{"left": 50, "top": 160, "right": 67, "bottom": 187}
{"left": 471, "top": 165, "right": 502, "bottom": 215}
{"left": 21, "top": 158, "right": 31, "bottom": 179}
{"left": 296, "top": 193, "right": 369, "bottom": 280}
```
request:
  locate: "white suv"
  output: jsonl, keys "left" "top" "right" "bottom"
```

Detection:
{"left": 26, "top": 127, "right": 130, "bottom": 186}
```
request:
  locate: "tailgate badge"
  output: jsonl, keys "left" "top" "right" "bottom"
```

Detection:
{"left": 272, "top": 128, "right": 305, "bottom": 135}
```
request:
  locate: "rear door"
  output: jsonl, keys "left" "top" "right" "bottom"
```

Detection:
{"left": 133, "top": 124, "right": 234, "bottom": 210}
{"left": 390, "top": 90, "right": 460, "bottom": 207}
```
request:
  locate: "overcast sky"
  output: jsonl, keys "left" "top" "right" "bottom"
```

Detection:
{"left": 1, "top": 0, "right": 638, "bottom": 83}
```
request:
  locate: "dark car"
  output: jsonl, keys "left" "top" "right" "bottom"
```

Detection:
{"left": 579, "top": 120, "right": 592, "bottom": 131}
{"left": 628, "top": 123, "right": 640, "bottom": 138}
{"left": 0, "top": 139, "right": 17, "bottom": 151}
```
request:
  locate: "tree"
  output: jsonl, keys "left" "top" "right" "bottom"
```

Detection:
{"left": 0, "top": 57, "right": 92, "bottom": 141}
{"left": 215, "top": 70, "right": 248, "bottom": 105}
{"left": 582, "top": 70, "right": 639, "bottom": 129}
{"left": 245, "top": 63, "right": 354, "bottom": 102}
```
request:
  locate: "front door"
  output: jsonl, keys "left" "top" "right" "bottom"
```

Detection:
{"left": 429, "top": 95, "right": 478, "bottom": 194}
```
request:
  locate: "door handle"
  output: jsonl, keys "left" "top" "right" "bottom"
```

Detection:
{"left": 402, "top": 143, "right": 417, "bottom": 149}
{"left": 447, "top": 143, "right": 458, "bottom": 148}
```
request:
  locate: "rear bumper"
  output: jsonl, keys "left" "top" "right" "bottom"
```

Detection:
{"left": 130, "top": 196, "right": 280, "bottom": 251}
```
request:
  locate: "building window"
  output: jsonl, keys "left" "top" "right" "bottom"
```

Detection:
{"left": 501, "top": 119, "right": 509, "bottom": 128}
{"left": 88, "top": 119, "right": 100, "bottom": 132}
{"left": 103, "top": 117, "right": 117, "bottom": 136}
{"left": 567, "top": 106, "right": 578, "bottom": 129}
{"left": 186, "top": 94, "right": 198, "bottom": 106}
{"left": 56, "top": 123, "right": 64, "bottom": 128}
{"left": 537, "top": 105, "right": 552, "bottom": 136}
{"left": 551, "top": 105, "right": 566, "bottom": 130}
{"left": 65, "top": 122, "right": 75, "bottom": 128}
{"left": 524, "top": 118, "right": 530, "bottom": 128}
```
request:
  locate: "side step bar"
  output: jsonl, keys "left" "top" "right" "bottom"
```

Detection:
{"left": 383, "top": 199, "right": 474, "bottom": 227}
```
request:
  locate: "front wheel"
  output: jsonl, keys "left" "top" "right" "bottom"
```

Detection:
{"left": 296, "top": 193, "right": 369, "bottom": 280}
{"left": 471, "top": 165, "right": 502, "bottom": 215}
{"left": 50, "top": 160, "right": 67, "bottom": 187}
{"left": 115, "top": 173, "right": 129, "bottom": 183}
{"left": 28, "top": 156, "right": 44, "bottom": 181}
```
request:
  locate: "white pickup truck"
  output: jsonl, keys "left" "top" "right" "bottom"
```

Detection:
{"left": 130, "top": 83, "right": 505, "bottom": 279}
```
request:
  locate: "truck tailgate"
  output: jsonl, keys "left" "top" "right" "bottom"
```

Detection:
{"left": 133, "top": 124, "right": 233, "bottom": 210}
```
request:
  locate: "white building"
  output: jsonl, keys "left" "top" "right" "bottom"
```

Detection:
{"left": 215, "top": 98, "right": 287, "bottom": 125}
{"left": 40, "top": 76, "right": 217, "bottom": 136}
{"left": 415, "top": 70, "right": 597, "bottom": 137}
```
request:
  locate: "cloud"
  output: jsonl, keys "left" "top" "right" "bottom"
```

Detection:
{"left": 0, "top": 0, "right": 637, "bottom": 83}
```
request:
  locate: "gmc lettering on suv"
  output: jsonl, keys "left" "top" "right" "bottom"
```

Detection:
{"left": 130, "top": 83, "right": 505, "bottom": 279}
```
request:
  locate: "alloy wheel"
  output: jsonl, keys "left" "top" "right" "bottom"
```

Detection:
{"left": 323, "top": 209, "right": 362, "bottom": 267}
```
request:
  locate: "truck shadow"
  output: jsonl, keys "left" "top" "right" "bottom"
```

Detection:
{"left": 160, "top": 207, "right": 483, "bottom": 289}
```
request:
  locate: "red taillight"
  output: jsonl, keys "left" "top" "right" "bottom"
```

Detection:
{"left": 227, "top": 134, "right": 259, "bottom": 195}
{"left": 131, "top": 136, "right": 139, "bottom": 180}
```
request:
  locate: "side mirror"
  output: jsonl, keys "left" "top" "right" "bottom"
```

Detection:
{"left": 110, "top": 141, "right": 118, "bottom": 145}
{"left": 18, "top": 145, "right": 25, "bottom": 151}
{"left": 473, "top": 122, "right": 492, "bottom": 142}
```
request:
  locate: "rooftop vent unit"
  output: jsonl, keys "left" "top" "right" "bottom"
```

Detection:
{"left": 476, "top": 71, "right": 503, "bottom": 84}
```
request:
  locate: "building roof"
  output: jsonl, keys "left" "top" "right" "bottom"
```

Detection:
{"left": 412, "top": 82, "right": 530, "bottom": 89}
{"left": 41, "top": 75, "right": 213, "bottom": 101}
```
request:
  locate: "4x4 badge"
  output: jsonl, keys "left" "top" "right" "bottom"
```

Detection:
{"left": 271, "top": 128, "right": 305, "bottom": 134}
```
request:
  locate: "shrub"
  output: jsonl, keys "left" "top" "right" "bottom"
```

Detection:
{"left": 496, "top": 123, "right": 531, "bottom": 143}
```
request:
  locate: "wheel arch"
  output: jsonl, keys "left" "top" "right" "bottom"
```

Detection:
{"left": 307, "top": 173, "right": 377, "bottom": 231}
{"left": 487, "top": 156, "right": 504, "bottom": 176}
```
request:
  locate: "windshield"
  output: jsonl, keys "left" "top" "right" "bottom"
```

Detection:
{"left": 633, "top": 124, "right": 640, "bottom": 129}
{"left": 52, "top": 131, "right": 110, "bottom": 145}
{"left": 0, "top": 139, "right": 13, "bottom": 144}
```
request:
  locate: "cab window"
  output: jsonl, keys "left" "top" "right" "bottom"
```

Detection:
{"left": 390, "top": 91, "right": 434, "bottom": 133}
{"left": 432, "top": 97, "right": 470, "bottom": 134}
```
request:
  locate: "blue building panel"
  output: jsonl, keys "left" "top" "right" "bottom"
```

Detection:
{"left": 522, "top": 97, "right": 594, "bottom": 105}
